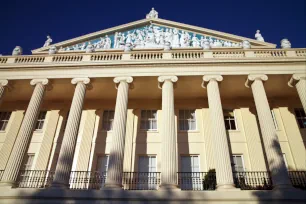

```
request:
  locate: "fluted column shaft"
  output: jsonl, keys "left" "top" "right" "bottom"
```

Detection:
{"left": 158, "top": 76, "right": 178, "bottom": 189}
{"left": 247, "top": 75, "right": 291, "bottom": 189}
{"left": 0, "top": 80, "right": 9, "bottom": 104}
{"left": 52, "top": 78, "right": 90, "bottom": 188}
{"left": 289, "top": 74, "right": 306, "bottom": 112}
{"left": 105, "top": 77, "right": 133, "bottom": 188}
{"left": 203, "top": 75, "right": 235, "bottom": 190}
{"left": 0, "top": 79, "right": 48, "bottom": 186}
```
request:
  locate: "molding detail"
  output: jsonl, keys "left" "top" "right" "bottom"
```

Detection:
{"left": 245, "top": 74, "right": 268, "bottom": 88}
{"left": 202, "top": 75, "right": 223, "bottom": 88}
{"left": 0, "top": 80, "right": 9, "bottom": 87}
{"left": 71, "top": 77, "right": 91, "bottom": 85}
{"left": 158, "top": 76, "right": 178, "bottom": 89}
{"left": 30, "top": 79, "right": 49, "bottom": 86}
{"left": 288, "top": 74, "right": 306, "bottom": 87}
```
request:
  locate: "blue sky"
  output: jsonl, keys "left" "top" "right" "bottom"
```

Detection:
{"left": 0, "top": 0, "right": 305, "bottom": 55}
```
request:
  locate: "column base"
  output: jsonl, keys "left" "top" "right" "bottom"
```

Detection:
{"left": 159, "top": 184, "right": 181, "bottom": 191}
{"left": 216, "top": 183, "right": 239, "bottom": 191}
{"left": 0, "top": 181, "right": 15, "bottom": 188}
{"left": 103, "top": 183, "right": 123, "bottom": 190}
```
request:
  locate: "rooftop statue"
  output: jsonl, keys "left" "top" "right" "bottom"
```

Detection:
{"left": 281, "top": 38, "right": 291, "bottom": 49}
{"left": 12, "top": 46, "right": 23, "bottom": 55}
{"left": 242, "top": 40, "right": 251, "bottom": 49}
{"left": 43, "top": 35, "right": 53, "bottom": 47}
{"left": 86, "top": 42, "right": 95, "bottom": 53}
{"left": 146, "top": 8, "right": 158, "bottom": 19}
{"left": 255, "top": 30, "right": 265, "bottom": 42}
{"left": 48, "top": 46, "right": 57, "bottom": 55}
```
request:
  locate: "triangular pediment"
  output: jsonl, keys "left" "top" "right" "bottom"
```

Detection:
{"left": 32, "top": 18, "right": 276, "bottom": 53}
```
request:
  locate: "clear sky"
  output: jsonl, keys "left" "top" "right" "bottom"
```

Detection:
{"left": 0, "top": 0, "right": 305, "bottom": 55}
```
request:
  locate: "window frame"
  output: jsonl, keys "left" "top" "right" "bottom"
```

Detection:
{"left": 140, "top": 110, "right": 158, "bottom": 131}
{"left": 101, "top": 110, "right": 115, "bottom": 131}
{"left": 0, "top": 111, "right": 12, "bottom": 131}
{"left": 22, "top": 154, "right": 35, "bottom": 171}
{"left": 271, "top": 110, "right": 279, "bottom": 130}
{"left": 179, "top": 109, "right": 197, "bottom": 131}
{"left": 180, "top": 155, "right": 200, "bottom": 172}
{"left": 34, "top": 111, "right": 47, "bottom": 131}
{"left": 138, "top": 155, "right": 157, "bottom": 172}
{"left": 231, "top": 154, "right": 245, "bottom": 172}
{"left": 224, "top": 109, "right": 238, "bottom": 131}
{"left": 294, "top": 108, "right": 306, "bottom": 129}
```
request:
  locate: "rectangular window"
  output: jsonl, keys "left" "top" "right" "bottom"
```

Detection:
{"left": 138, "top": 156, "right": 156, "bottom": 172}
{"left": 271, "top": 110, "right": 279, "bottom": 130}
{"left": 140, "top": 110, "right": 157, "bottom": 131}
{"left": 0, "top": 111, "right": 11, "bottom": 131}
{"left": 35, "top": 111, "right": 47, "bottom": 130}
{"left": 224, "top": 110, "right": 237, "bottom": 130}
{"left": 231, "top": 155, "right": 245, "bottom": 172}
{"left": 22, "top": 154, "right": 35, "bottom": 170}
{"left": 179, "top": 110, "right": 196, "bottom": 131}
{"left": 96, "top": 155, "right": 109, "bottom": 184}
{"left": 102, "top": 110, "right": 114, "bottom": 131}
{"left": 294, "top": 108, "right": 306, "bottom": 129}
{"left": 181, "top": 156, "right": 200, "bottom": 172}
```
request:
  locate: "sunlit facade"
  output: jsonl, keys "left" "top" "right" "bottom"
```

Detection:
{"left": 0, "top": 9, "right": 306, "bottom": 204}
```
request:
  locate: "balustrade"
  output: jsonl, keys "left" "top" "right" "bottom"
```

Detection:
{"left": 16, "top": 170, "right": 54, "bottom": 188}
{"left": 172, "top": 51, "right": 204, "bottom": 59}
{"left": 122, "top": 172, "right": 161, "bottom": 190}
{"left": 15, "top": 56, "right": 45, "bottom": 63}
{"left": 91, "top": 53, "right": 122, "bottom": 61}
{"left": 233, "top": 171, "right": 272, "bottom": 190}
{"left": 69, "top": 171, "right": 106, "bottom": 190}
{"left": 178, "top": 172, "right": 216, "bottom": 191}
{"left": 289, "top": 171, "right": 306, "bottom": 190}
{"left": 52, "top": 55, "right": 83, "bottom": 62}
{"left": 213, "top": 51, "right": 245, "bottom": 58}
{"left": 130, "top": 52, "right": 163, "bottom": 60}
{"left": 254, "top": 50, "right": 287, "bottom": 58}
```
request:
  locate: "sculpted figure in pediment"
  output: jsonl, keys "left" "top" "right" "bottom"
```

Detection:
{"left": 114, "top": 32, "right": 121, "bottom": 49}
{"left": 43, "top": 35, "right": 52, "bottom": 47}
{"left": 172, "top": 28, "right": 180, "bottom": 48}
{"left": 146, "top": 8, "right": 158, "bottom": 19}
{"left": 255, "top": 30, "right": 265, "bottom": 42}
{"left": 104, "top": 35, "right": 112, "bottom": 49}
{"left": 192, "top": 33, "right": 200, "bottom": 47}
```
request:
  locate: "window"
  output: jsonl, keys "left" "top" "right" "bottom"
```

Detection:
{"left": 0, "top": 112, "right": 11, "bottom": 131}
{"left": 96, "top": 155, "right": 109, "bottom": 184}
{"left": 179, "top": 110, "right": 196, "bottom": 131}
{"left": 102, "top": 110, "right": 114, "bottom": 131}
{"left": 231, "top": 155, "right": 245, "bottom": 172}
{"left": 294, "top": 108, "right": 306, "bottom": 129}
{"left": 271, "top": 110, "right": 279, "bottom": 130}
{"left": 35, "top": 111, "right": 47, "bottom": 130}
{"left": 138, "top": 156, "right": 156, "bottom": 172}
{"left": 224, "top": 110, "right": 237, "bottom": 130}
{"left": 22, "top": 154, "right": 35, "bottom": 170}
{"left": 138, "top": 156, "right": 157, "bottom": 190}
{"left": 181, "top": 156, "right": 200, "bottom": 172}
{"left": 140, "top": 110, "right": 157, "bottom": 130}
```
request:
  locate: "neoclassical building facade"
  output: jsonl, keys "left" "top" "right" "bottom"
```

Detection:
{"left": 0, "top": 9, "right": 306, "bottom": 204}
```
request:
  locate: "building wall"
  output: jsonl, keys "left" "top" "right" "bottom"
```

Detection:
{"left": 0, "top": 99, "right": 305, "bottom": 172}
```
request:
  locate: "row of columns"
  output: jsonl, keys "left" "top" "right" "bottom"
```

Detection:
{"left": 0, "top": 74, "right": 305, "bottom": 190}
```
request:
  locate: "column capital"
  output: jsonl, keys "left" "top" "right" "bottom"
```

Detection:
{"left": 288, "top": 74, "right": 306, "bottom": 87}
{"left": 30, "top": 78, "right": 49, "bottom": 86}
{"left": 245, "top": 74, "right": 268, "bottom": 88}
{"left": 113, "top": 76, "right": 133, "bottom": 84}
{"left": 71, "top": 77, "right": 90, "bottom": 85}
{"left": 0, "top": 79, "right": 9, "bottom": 87}
{"left": 158, "top": 76, "right": 178, "bottom": 89}
{"left": 202, "top": 75, "right": 223, "bottom": 88}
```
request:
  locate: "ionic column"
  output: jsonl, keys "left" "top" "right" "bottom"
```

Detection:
{"left": 288, "top": 74, "right": 306, "bottom": 112}
{"left": 51, "top": 78, "right": 90, "bottom": 188}
{"left": 0, "top": 79, "right": 49, "bottom": 187}
{"left": 246, "top": 74, "right": 292, "bottom": 189}
{"left": 104, "top": 76, "right": 133, "bottom": 189}
{"left": 0, "top": 80, "right": 9, "bottom": 104}
{"left": 202, "top": 75, "right": 235, "bottom": 190}
{"left": 158, "top": 76, "right": 179, "bottom": 190}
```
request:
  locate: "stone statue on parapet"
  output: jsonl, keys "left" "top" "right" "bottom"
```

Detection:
{"left": 281, "top": 38, "right": 291, "bottom": 49}
{"left": 43, "top": 35, "right": 53, "bottom": 47}
{"left": 12, "top": 46, "right": 22, "bottom": 55}
{"left": 146, "top": 8, "right": 158, "bottom": 19}
{"left": 48, "top": 46, "right": 57, "bottom": 55}
{"left": 255, "top": 30, "right": 265, "bottom": 42}
{"left": 242, "top": 40, "right": 251, "bottom": 49}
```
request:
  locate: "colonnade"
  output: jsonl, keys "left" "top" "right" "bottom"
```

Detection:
{"left": 0, "top": 74, "right": 305, "bottom": 190}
